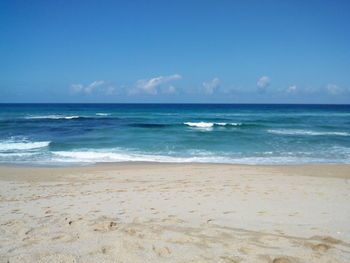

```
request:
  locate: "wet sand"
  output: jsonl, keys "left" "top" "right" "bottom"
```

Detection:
{"left": 1, "top": 164, "right": 350, "bottom": 262}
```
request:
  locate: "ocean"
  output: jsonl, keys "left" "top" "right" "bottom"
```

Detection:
{"left": 0, "top": 103, "right": 349, "bottom": 166}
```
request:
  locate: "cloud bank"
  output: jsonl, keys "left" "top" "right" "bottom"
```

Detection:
{"left": 69, "top": 76, "right": 349, "bottom": 103}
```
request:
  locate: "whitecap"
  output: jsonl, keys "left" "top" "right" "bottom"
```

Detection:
{"left": 267, "top": 129, "right": 350, "bottom": 136}
{"left": 184, "top": 122, "right": 241, "bottom": 128}
{"left": 96, "top": 113, "right": 111, "bottom": 116}
{"left": 64, "top": 116, "right": 80, "bottom": 119}
{"left": 0, "top": 140, "right": 50, "bottom": 151}
{"left": 184, "top": 122, "right": 214, "bottom": 128}
{"left": 51, "top": 149, "right": 348, "bottom": 165}
{"left": 25, "top": 115, "right": 80, "bottom": 120}
{"left": 0, "top": 152, "right": 36, "bottom": 157}
{"left": 52, "top": 150, "right": 232, "bottom": 163}
{"left": 215, "top": 122, "right": 242, "bottom": 126}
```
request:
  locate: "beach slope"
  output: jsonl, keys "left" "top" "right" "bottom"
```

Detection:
{"left": 1, "top": 164, "right": 350, "bottom": 262}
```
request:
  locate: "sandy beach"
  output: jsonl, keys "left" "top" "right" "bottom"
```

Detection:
{"left": 1, "top": 164, "right": 350, "bottom": 263}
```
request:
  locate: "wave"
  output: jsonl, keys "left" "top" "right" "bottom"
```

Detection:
{"left": 0, "top": 152, "right": 36, "bottom": 157}
{"left": 52, "top": 150, "right": 234, "bottom": 163}
{"left": 0, "top": 140, "right": 50, "bottom": 151}
{"left": 184, "top": 122, "right": 242, "bottom": 128}
{"left": 51, "top": 150, "right": 350, "bottom": 165}
{"left": 1, "top": 144, "right": 349, "bottom": 165}
{"left": 96, "top": 113, "right": 111, "bottom": 116}
{"left": 128, "top": 123, "right": 170, "bottom": 128}
{"left": 25, "top": 115, "right": 80, "bottom": 120}
{"left": 267, "top": 129, "right": 350, "bottom": 136}
{"left": 24, "top": 115, "right": 121, "bottom": 122}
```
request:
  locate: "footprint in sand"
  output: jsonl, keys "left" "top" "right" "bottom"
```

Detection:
{"left": 311, "top": 235, "right": 343, "bottom": 244}
{"left": 274, "top": 229, "right": 285, "bottom": 235}
{"left": 51, "top": 234, "right": 75, "bottom": 242}
{"left": 36, "top": 254, "right": 77, "bottom": 263}
{"left": 312, "top": 243, "right": 331, "bottom": 252}
{"left": 220, "top": 256, "right": 241, "bottom": 263}
{"left": 3, "top": 219, "right": 25, "bottom": 226}
{"left": 152, "top": 245, "right": 171, "bottom": 257}
{"left": 272, "top": 257, "right": 293, "bottom": 263}
{"left": 223, "top": 211, "right": 235, "bottom": 214}
{"left": 93, "top": 219, "right": 118, "bottom": 232}
{"left": 122, "top": 239, "right": 145, "bottom": 250}
{"left": 288, "top": 212, "right": 298, "bottom": 217}
{"left": 16, "top": 226, "right": 32, "bottom": 237}
{"left": 133, "top": 217, "right": 146, "bottom": 224}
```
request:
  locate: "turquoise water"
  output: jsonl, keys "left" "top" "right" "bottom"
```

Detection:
{"left": 0, "top": 103, "right": 349, "bottom": 166}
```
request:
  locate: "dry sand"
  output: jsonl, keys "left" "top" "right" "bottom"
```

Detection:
{"left": 0, "top": 164, "right": 350, "bottom": 263}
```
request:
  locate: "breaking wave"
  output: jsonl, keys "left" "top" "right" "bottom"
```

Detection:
{"left": 25, "top": 115, "right": 80, "bottom": 120}
{"left": 184, "top": 122, "right": 242, "bottom": 128}
{"left": 0, "top": 139, "right": 50, "bottom": 151}
{"left": 50, "top": 150, "right": 349, "bottom": 165}
{"left": 267, "top": 129, "right": 350, "bottom": 136}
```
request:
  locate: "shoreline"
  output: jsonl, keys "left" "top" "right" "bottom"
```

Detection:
{"left": 1, "top": 163, "right": 350, "bottom": 262}
{"left": 1, "top": 163, "right": 350, "bottom": 179}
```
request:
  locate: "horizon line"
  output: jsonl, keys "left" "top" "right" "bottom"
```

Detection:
{"left": 1, "top": 102, "right": 349, "bottom": 106}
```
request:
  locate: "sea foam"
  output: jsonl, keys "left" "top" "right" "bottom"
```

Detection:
{"left": 51, "top": 150, "right": 341, "bottom": 165}
{"left": 52, "top": 150, "right": 233, "bottom": 163}
{"left": 0, "top": 140, "right": 50, "bottom": 151}
{"left": 267, "top": 129, "right": 350, "bottom": 136}
{"left": 184, "top": 122, "right": 241, "bottom": 128}
{"left": 25, "top": 115, "right": 80, "bottom": 120}
{"left": 0, "top": 152, "right": 36, "bottom": 157}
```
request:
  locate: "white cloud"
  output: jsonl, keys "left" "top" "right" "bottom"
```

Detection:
{"left": 71, "top": 81, "right": 115, "bottom": 95}
{"left": 132, "top": 74, "right": 182, "bottom": 95}
{"left": 202, "top": 78, "right": 220, "bottom": 94}
{"left": 304, "top": 86, "right": 319, "bottom": 94}
{"left": 71, "top": 84, "right": 83, "bottom": 93}
{"left": 104, "top": 86, "right": 116, "bottom": 95}
{"left": 285, "top": 85, "right": 297, "bottom": 93}
{"left": 257, "top": 76, "right": 271, "bottom": 93}
{"left": 163, "top": 85, "right": 177, "bottom": 94}
{"left": 326, "top": 84, "right": 344, "bottom": 95}
{"left": 84, "top": 80, "right": 106, "bottom": 93}
{"left": 221, "top": 85, "right": 238, "bottom": 94}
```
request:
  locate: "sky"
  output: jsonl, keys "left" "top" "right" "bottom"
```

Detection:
{"left": 1, "top": 0, "right": 350, "bottom": 103}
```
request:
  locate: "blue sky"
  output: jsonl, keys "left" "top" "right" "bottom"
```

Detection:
{"left": 1, "top": 0, "right": 350, "bottom": 103}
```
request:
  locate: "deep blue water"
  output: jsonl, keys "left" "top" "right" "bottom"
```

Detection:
{"left": 0, "top": 103, "right": 349, "bottom": 166}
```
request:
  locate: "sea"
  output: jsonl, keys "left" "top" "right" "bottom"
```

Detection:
{"left": 0, "top": 103, "right": 349, "bottom": 166}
